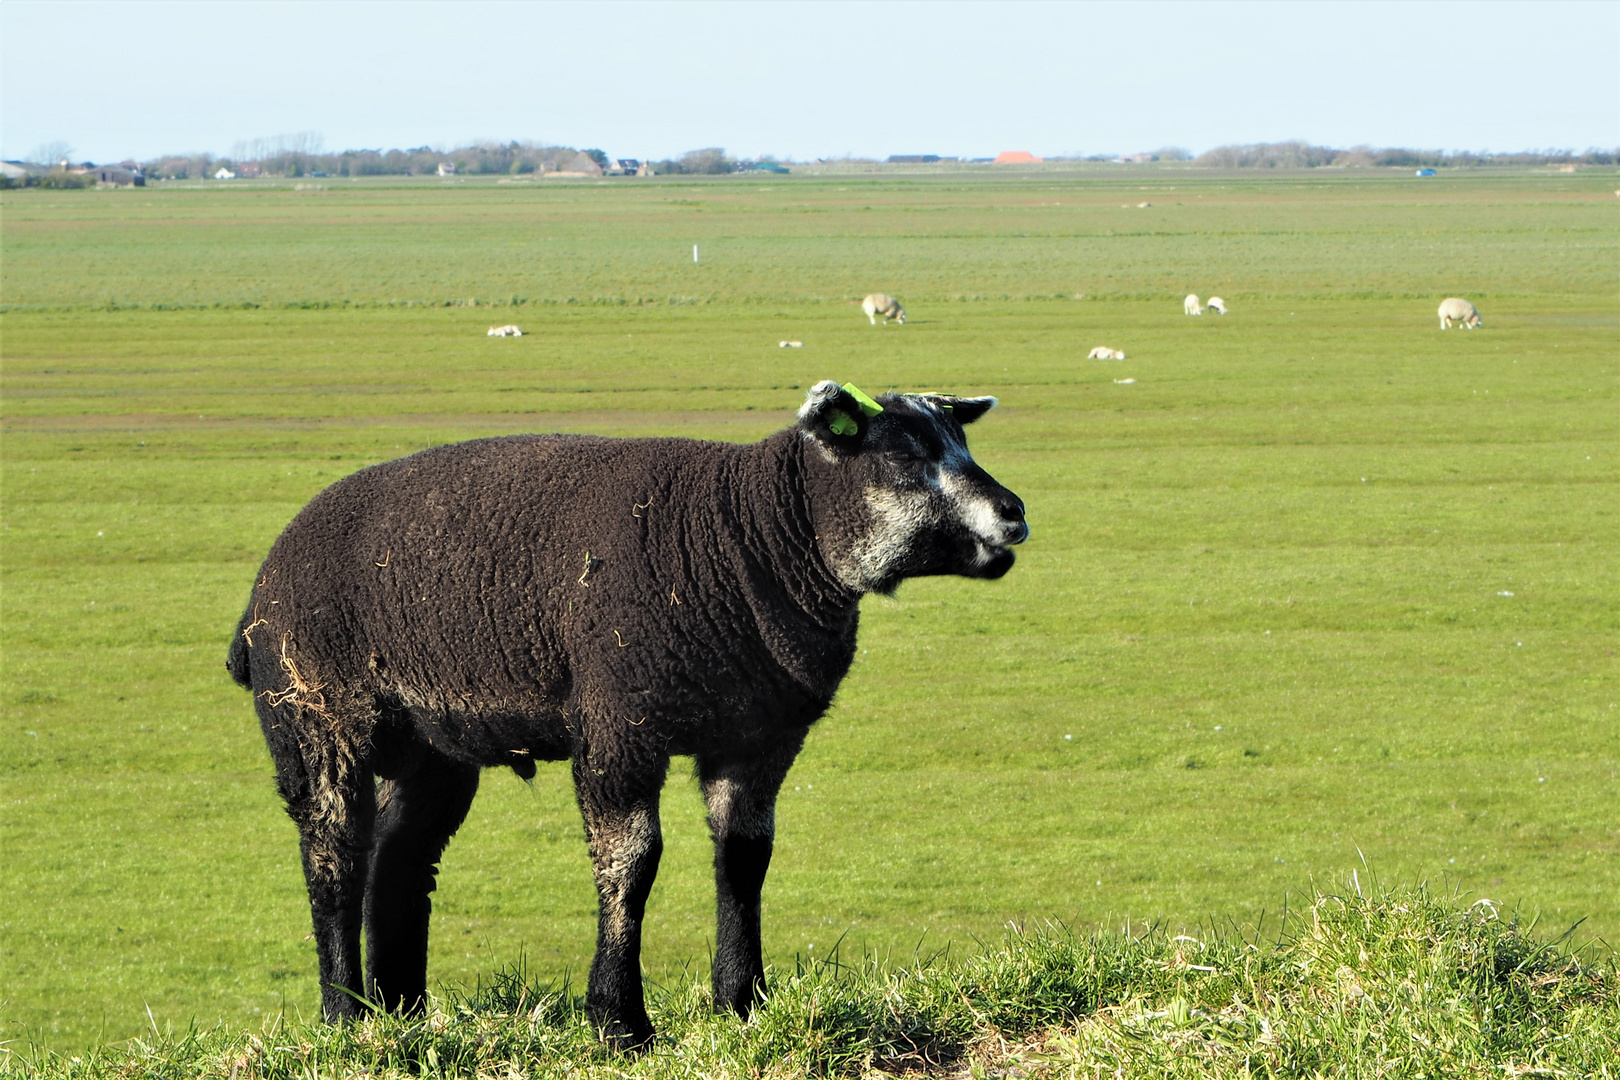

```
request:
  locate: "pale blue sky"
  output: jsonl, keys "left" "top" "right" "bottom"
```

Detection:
{"left": 4, "top": 0, "right": 1616, "bottom": 163}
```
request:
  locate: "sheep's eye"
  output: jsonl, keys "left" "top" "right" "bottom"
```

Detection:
{"left": 883, "top": 448, "right": 925, "bottom": 465}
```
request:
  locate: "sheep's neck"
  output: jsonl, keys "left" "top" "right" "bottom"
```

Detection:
{"left": 727, "top": 430, "right": 864, "bottom": 630}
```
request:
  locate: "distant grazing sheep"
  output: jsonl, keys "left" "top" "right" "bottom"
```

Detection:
{"left": 861, "top": 293, "right": 906, "bottom": 325}
{"left": 1207, "top": 297, "right": 1227, "bottom": 315}
{"left": 1184, "top": 294, "right": 1203, "bottom": 316}
{"left": 226, "top": 382, "right": 1027, "bottom": 1046}
{"left": 487, "top": 325, "right": 523, "bottom": 337}
{"left": 1437, "top": 297, "right": 1482, "bottom": 330}
{"left": 1088, "top": 346, "right": 1126, "bottom": 360}
{"left": 779, "top": 340, "right": 803, "bottom": 348}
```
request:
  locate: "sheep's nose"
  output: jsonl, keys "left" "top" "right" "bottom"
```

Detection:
{"left": 995, "top": 494, "right": 1028, "bottom": 542}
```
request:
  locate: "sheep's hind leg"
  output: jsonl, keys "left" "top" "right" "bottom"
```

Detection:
{"left": 575, "top": 747, "right": 668, "bottom": 1049}
{"left": 257, "top": 693, "right": 376, "bottom": 1022}
{"left": 698, "top": 737, "right": 803, "bottom": 1017}
{"left": 364, "top": 748, "right": 480, "bottom": 1014}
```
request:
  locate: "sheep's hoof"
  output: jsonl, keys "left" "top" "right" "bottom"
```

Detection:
{"left": 599, "top": 1017, "right": 655, "bottom": 1054}
{"left": 319, "top": 988, "right": 372, "bottom": 1024}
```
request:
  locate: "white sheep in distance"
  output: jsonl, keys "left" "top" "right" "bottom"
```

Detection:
{"left": 1437, "top": 297, "right": 1482, "bottom": 330}
{"left": 861, "top": 294, "right": 906, "bottom": 325}
{"left": 1184, "top": 294, "right": 1203, "bottom": 316}
{"left": 1088, "top": 346, "right": 1126, "bottom": 360}
{"left": 487, "top": 324, "right": 523, "bottom": 337}
{"left": 1207, "top": 297, "right": 1227, "bottom": 315}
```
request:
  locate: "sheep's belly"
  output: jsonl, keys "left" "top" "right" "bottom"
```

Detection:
{"left": 382, "top": 659, "right": 836, "bottom": 767}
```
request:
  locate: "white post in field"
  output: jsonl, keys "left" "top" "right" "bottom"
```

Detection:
{"left": 693, "top": 245, "right": 699, "bottom": 263}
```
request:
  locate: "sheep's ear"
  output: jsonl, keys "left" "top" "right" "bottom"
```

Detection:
{"left": 798, "top": 380, "right": 874, "bottom": 453}
{"left": 922, "top": 394, "right": 997, "bottom": 425}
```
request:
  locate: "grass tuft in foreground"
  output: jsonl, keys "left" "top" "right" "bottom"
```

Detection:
{"left": 5, "top": 885, "right": 1614, "bottom": 1078}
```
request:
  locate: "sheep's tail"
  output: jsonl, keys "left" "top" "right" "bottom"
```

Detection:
{"left": 226, "top": 611, "right": 254, "bottom": 689}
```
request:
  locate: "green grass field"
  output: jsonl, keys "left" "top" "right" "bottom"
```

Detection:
{"left": 13, "top": 888, "right": 1620, "bottom": 1078}
{"left": 2, "top": 168, "right": 1615, "bottom": 1054}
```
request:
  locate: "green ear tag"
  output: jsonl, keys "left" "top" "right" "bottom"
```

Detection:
{"left": 827, "top": 409, "right": 859, "bottom": 436}
{"left": 841, "top": 383, "right": 884, "bottom": 417}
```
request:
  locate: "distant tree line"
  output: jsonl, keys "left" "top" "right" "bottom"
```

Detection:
{"left": 0, "top": 140, "right": 94, "bottom": 187}
{"left": 649, "top": 148, "right": 736, "bottom": 174}
{"left": 12, "top": 137, "right": 1615, "bottom": 186}
{"left": 120, "top": 141, "right": 746, "bottom": 180}
{"left": 140, "top": 140, "right": 590, "bottom": 180}
{"left": 0, "top": 170, "right": 91, "bottom": 189}
{"left": 1045, "top": 148, "right": 1194, "bottom": 163}
{"left": 1191, "top": 141, "right": 1619, "bottom": 168}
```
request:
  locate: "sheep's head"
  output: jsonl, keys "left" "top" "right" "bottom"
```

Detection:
{"left": 798, "top": 380, "right": 1027, "bottom": 594}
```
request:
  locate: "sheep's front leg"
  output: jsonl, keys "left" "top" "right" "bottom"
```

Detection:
{"left": 574, "top": 749, "right": 668, "bottom": 1049}
{"left": 698, "top": 738, "right": 803, "bottom": 1016}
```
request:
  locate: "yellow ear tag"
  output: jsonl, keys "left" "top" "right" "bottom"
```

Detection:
{"left": 841, "top": 383, "right": 884, "bottom": 417}
{"left": 828, "top": 409, "right": 859, "bottom": 436}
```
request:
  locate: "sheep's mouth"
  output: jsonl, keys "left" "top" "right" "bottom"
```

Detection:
{"left": 968, "top": 541, "right": 1018, "bottom": 579}
{"left": 963, "top": 517, "right": 1027, "bottom": 578}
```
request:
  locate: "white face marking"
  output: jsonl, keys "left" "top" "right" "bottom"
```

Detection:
{"left": 828, "top": 484, "right": 931, "bottom": 592}
{"left": 938, "top": 417, "right": 1009, "bottom": 530}
{"left": 939, "top": 466, "right": 1005, "bottom": 547}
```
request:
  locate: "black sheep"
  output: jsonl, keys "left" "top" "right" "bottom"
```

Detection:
{"left": 227, "top": 381, "right": 1027, "bottom": 1045}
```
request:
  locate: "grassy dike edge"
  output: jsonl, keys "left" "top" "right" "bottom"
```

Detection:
{"left": 4, "top": 884, "right": 1614, "bottom": 1079}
